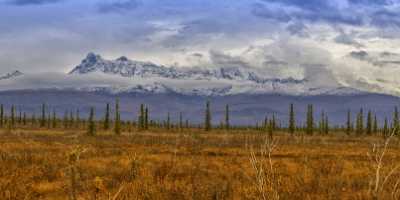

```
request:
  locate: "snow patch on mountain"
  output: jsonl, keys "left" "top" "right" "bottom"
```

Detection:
{"left": 0, "top": 70, "right": 23, "bottom": 80}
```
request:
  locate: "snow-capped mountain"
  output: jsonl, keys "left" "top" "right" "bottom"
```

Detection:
{"left": 69, "top": 53, "right": 306, "bottom": 84}
{"left": 0, "top": 70, "right": 23, "bottom": 80}
{"left": 67, "top": 53, "right": 358, "bottom": 96}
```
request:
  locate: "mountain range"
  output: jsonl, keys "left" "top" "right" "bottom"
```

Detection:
{"left": 0, "top": 53, "right": 398, "bottom": 125}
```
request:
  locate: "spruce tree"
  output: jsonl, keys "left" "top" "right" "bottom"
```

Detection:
{"left": 324, "top": 115, "right": 329, "bottom": 134}
{"left": 373, "top": 114, "right": 378, "bottom": 134}
{"left": 366, "top": 110, "right": 372, "bottom": 135}
{"left": 87, "top": 107, "right": 96, "bottom": 136}
{"left": 139, "top": 104, "right": 145, "bottom": 130}
{"left": 10, "top": 105, "right": 15, "bottom": 129}
{"left": 166, "top": 112, "right": 171, "bottom": 130}
{"left": 356, "top": 108, "right": 364, "bottom": 135}
{"left": 52, "top": 110, "right": 57, "bottom": 128}
{"left": 18, "top": 110, "right": 22, "bottom": 124}
{"left": 114, "top": 99, "right": 121, "bottom": 135}
{"left": 76, "top": 109, "right": 80, "bottom": 128}
{"left": 40, "top": 103, "right": 46, "bottom": 127}
{"left": 23, "top": 112, "right": 26, "bottom": 126}
{"left": 289, "top": 103, "right": 295, "bottom": 134}
{"left": 205, "top": 100, "right": 211, "bottom": 131}
{"left": 179, "top": 112, "right": 183, "bottom": 130}
{"left": 271, "top": 113, "right": 276, "bottom": 132}
{"left": 69, "top": 111, "right": 74, "bottom": 128}
{"left": 319, "top": 111, "right": 326, "bottom": 135}
{"left": 383, "top": 118, "right": 389, "bottom": 138}
{"left": 104, "top": 103, "right": 110, "bottom": 130}
{"left": 145, "top": 107, "right": 149, "bottom": 130}
{"left": 225, "top": 104, "right": 230, "bottom": 130}
{"left": 346, "top": 109, "right": 351, "bottom": 135}
{"left": 306, "top": 104, "right": 314, "bottom": 135}
{"left": 394, "top": 107, "right": 399, "bottom": 134}
{"left": 185, "top": 119, "right": 189, "bottom": 129}
{"left": 0, "top": 104, "right": 3, "bottom": 128}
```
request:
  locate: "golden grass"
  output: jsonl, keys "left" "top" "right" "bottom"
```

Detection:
{"left": 1, "top": 128, "right": 400, "bottom": 199}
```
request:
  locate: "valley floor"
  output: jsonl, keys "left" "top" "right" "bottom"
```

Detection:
{"left": 1, "top": 129, "right": 399, "bottom": 200}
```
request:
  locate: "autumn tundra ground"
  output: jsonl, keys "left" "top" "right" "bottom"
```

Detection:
{"left": 1, "top": 129, "right": 400, "bottom": 200}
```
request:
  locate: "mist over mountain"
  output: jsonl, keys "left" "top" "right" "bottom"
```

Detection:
{"left": 0, "top": 52, "right": 398, "bottom": 125}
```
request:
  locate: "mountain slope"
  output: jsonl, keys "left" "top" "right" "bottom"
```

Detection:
{"left": 67, "top": 53, "right": 360, "bottom": 96}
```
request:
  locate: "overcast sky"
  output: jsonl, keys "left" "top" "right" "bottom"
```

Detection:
{"left": 1, "top": 0, "right": 400, "bottom": 93}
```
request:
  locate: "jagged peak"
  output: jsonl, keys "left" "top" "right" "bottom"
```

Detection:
{"left": 116, "top": 56, "right": 129, "bottom": 62}
{"left": 0, "top": 70, "right": 24, "bottom": 80}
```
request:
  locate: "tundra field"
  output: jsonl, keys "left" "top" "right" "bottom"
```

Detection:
{"left": 1, "top": 127, "right": 400, "bottom": 200}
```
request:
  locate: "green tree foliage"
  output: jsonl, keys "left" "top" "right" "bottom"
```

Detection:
{"left": 373, "top": 114, "right": 378, "bottom": 134}
{"left": 383, "top": 118, "right": 389, "bottom": 138}
{"left": 179, "top": 112, "right": 183, "bottom": 130}
{"left": 0, "top": 104, "right": 4, "bottom": 128}
{"left": 52, "top": 110, "right": 57, "bottom": 128}
{"left": 393, "top": 106, "right": 399, "bottom": 134}
{"left": 104, "top": 103, "right": 110, "bottom": 130}
{"left": 166, "top": 112, "right": 171, "bottom": 130}
{"left": 225, "top": 104, "right": 230, "bottom": 130}
{"left": 205, "top": 100, "right": 212, "bottom": 131}
{"left": 306, "top": 104, "right": 314, "bottom": 135}
{"left": 40, "top": 103, "right": 46, "bottom": 127}
{"left": 356, "top": 108, "right": 364, "bottom": 135}
{"left": 144, "top": 106, "right": 149, "bottom": 130}
{"left": 324, "top": 115, "right": 329, "bottom": 134}
{"left": 87, "top": 107, "right": 96, "bottom": 136}
{"left": 10, "top": 105, "right": 15, "bottom": 129}
{"left": 346, "top": 109, "right": 351, "bottom": 135}
{"left": 114, "top": 99, "right": 121, "bottom": 135}
{"left": 289, "top": 103, "right": 295, "bottom": 134}
{"left": 366, "top": 110, "right": 372, "bottom": 135}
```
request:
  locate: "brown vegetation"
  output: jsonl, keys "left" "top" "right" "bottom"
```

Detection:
{"left": 1, "top": 128, "right": 400, "bottom": 200}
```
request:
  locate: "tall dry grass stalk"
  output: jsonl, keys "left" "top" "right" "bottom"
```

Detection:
{"left": 367, "top": 129, "right": 400, "bottom": 199}
{"left": 67, "top": 146, "right": 87, "bottom": 200}
{"left": 249, "top": 136, "right": 280, "bottom": 200}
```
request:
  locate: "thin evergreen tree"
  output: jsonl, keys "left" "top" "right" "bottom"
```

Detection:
{"left": 166, "top": 112, "right": 171, "bottom": 130}
{"left": 306, "top": 104, "right": 314, "bottom": 135}
{"left": 394, "top": 106, "right": 399, "bottom": 135}
{"left": 225, "top": 104, "right": 230, "bottom": 130}
{"left": 373, "top": 114, "right": 378, "bottom": 134}
{"left": 87, "top": 107, "right": 96, "bottom": 136}
{"left": 289, "top": 103, "right": 295, "bottom": 134}
{"left": 145, "top": 107, "right": 149, "bottom": 130}
{"left": 52, "top": 110, "right": 57, "bottom": 128}
{"left": 69, "top": 111, "right": 74, "bottom": 128}
{"left": 10, "top": 105, "right": 15, "bottom": 129}
{"left": 383, "top": 117, "right": 389, "bottom": 138}
{"left": 346, "top": 109, "right": 351, "bottom": 135}
{"left": 356, "top": 108, "right": 364, "bottom": 135}
{"left": 76, "top": 109, "right": 80, "bottom": 128}
{"left": 18, "top": 110, "right": 22, "bottom": 124}
{"left": 139, "top": 104, "right": 145, "bottom": 130}
{"left": 104, "top": 103, "right": 110, "bottom": 130}
{"left": 205, "top": 100, "right": 211, "bottom": 131}
{"left": 324, "top": 115, "right": 329, "bottom": 134}
{"left": 114, "top": 99, "right": 121, "bottom": 135}
{"left": 40, "top": 103, "right": 46, "bottom": 127}
{"left": 366, "top": 110, "right": 372, "bottom": 135}
{"left": 179, "top": 112, "right": 183, "bottom": 130}
{"left": 0, "top": 104, "right": 3, "bottom": 128}
{"left": 319, "top": 111, "right": 326, "bottom": 135}
{"left": 23, "top": 112, "right": 26, "bottom": 126}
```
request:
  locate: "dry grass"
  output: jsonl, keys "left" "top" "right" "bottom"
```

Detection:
{"left": 1, "top": 128, "right": 400, "bottom": 200}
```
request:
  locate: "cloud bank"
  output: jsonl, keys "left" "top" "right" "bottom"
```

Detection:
{"left": 1, "top": 0, "right": 400, "bottom": 95}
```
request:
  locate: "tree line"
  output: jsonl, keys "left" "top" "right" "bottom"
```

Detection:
{"left": 0, "top": 100, "right": 397, "bottom": 137}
